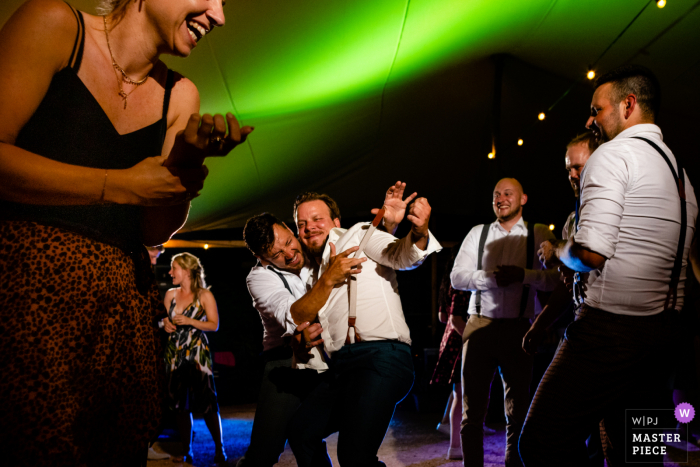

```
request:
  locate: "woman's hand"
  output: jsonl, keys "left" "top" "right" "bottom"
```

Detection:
{"left": 107, "top": 155, "right": 208, "bottom": 206}
{"left": 171, "top": 314, "right": 191, "bottom": 326}
{"left": 163, "top": 317, "right": 177, "bottom": 333}
{"left": 164, "top": 113, "right": 253, "bottom": 169}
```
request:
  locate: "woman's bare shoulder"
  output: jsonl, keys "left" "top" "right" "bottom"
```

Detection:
{"left": 165, "top": 287, "right": 179, "bottom": 299}
{"left": 198, "top": 288, "right": 215, "bottom": 300}
{"left": 7, "top": 0, "right": 79, "bottom": 46}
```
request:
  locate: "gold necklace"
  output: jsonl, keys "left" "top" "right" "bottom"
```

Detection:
{"left": 103, "top": 16, "right": 149, "bottom": 109}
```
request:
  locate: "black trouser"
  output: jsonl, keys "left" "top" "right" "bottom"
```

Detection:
{"left": 519, "top": 306, "right": 679, "bottom": 467}
{"left": 241, "top": 347, "right": 328, "bottom": 467}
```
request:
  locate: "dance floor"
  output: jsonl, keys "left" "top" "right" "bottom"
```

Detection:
{"left": 148, "top": 404, "right": 700, "bottom": 466}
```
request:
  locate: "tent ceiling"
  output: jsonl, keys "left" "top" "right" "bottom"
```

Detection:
{"left": 3, "top": 0, "right": 699, "bottom": 234}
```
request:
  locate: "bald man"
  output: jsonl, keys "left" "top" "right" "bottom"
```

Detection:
{"left": 450, "top": 178, "right": 559, "bottom": 467}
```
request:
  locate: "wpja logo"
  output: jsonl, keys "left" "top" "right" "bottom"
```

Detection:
{"left": 625, "top": 403, "right": 694, "bottom": 463}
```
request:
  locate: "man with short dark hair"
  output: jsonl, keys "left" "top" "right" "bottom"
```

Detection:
{"left": 238, "top": 212, "right": 363, "bottom": 467}
{"left": 520, "top": 65, "right": 699, "bottom": 466}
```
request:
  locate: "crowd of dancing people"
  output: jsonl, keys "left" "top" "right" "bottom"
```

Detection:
{"left": 0, "top": 0, "right": 698, "bottom": 466}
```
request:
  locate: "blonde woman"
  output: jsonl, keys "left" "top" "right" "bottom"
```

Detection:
{"left": 165, "top": 252, "right": 224, "bottom": 463}
{"left": 0, "top": 0, "right": 251, "bottom": 464}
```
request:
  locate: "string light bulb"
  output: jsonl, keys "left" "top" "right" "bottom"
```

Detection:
{"left": 587, "top": 70, "right": 596, "bottom": 80}
{"left": 538, "top": 112, "right": 545, "bottom": 121}
{"left": 517, "top": 139, "right": 523, "bottom": 146}
{"left": 549, "top": 224, "right": 555, "bottom": 231}
{"left": 657, "top": 0, "right": 666, "bottom": 8}
{"left": 488, "top": 152, "right": 495, "bottom": 159}
{"left": 204, "top": 243, "right": 210, "bottom": 250}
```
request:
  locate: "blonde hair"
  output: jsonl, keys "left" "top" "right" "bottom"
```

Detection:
{"left": 96, "top": 0, "right": 132, "bottom": 23}
{"left": 171, "top": 253, "right": 207, "bottom": 300}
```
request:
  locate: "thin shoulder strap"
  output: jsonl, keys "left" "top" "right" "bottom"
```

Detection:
{"left": 518, "top": 221, "right": 535, "bottom": 317}
{"left": 474, "top": 224, "right": 490, "bottom": 315}
{"left": 162, "top": 69, "right": 175, "bottom": 121}
{"left": 632, "top": 136, "right": 687, "bottom": 311}
{"left": 159, "top": 69, "right": 175, "bottom": 145}
{"left": 267, "top": 266, "right": 293, "bottom": 294}
{"left": 65, "top": 4, "right": 86, "bottom": 70}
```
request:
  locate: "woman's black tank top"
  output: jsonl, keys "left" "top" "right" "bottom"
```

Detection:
{"left": 0, "top": 6, "right": 174, "bottom": 252}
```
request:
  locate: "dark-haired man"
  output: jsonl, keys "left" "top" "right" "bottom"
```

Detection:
{"left": 239, "top": 213, "right": 364, "bottom": 467}
{"left": 287, "top": 184, "right": 441, "bottom": 467}
{"left": 520, "top": 65, "right": 699, "bottom": 466}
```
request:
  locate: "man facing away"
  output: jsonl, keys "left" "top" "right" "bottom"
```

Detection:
{"left": 287, "top": 183, "right": 442, "bottom": 467}
{"left": 239, "top": 213, "right": 363, "bottom": 467}
{"left": 450, "top": 178, "right": 560, "bottom": 467}
{"left": 520, "top": 65, "right": 699, "bottom": 467}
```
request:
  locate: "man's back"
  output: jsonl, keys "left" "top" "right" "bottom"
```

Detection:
{"left": 576, "top": 123, "right": 698, "bottom": 315}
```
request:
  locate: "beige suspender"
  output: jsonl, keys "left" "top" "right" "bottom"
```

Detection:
{"left": 346, "top": 209, "right": 385, "bottom": 344}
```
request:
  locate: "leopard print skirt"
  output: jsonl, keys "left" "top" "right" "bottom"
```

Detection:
{"left": 0, "top": 221, "right": 165, "bottom": 466}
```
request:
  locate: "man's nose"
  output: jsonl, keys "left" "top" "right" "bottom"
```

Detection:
{"left": 585, "top": 116, "right": 594, "bottom": 129}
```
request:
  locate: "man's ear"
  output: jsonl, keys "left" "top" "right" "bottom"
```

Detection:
{"left": 622, "top": 94, "right": 637, "bottom": 120}
{"left": 333, "top": 218, "right": 341, "bottom": 228}
{"left": 255, "top": 254, "right": 270, "bottom": 267}
{"left": 521, "top": 193, "right": 528, "bottom": 206}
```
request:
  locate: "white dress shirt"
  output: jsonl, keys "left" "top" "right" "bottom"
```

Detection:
{"left": 451, "top": 218, "right": 560, "bottom": 319}
{"left": 562, "top": 211, "right": 576, "bottom": 241}
{"left": 246, "top": 261, "right": 329, "bottom": 372}
{"left": 574, "top": 124, "right": 698, "bottom": 316}
{"left": 246, "top": 261, "right": 309, "bottom": 352}
{"left": 309, "top": 223, "right": 442, "bottom": 356}
{"left": 563, "top": 210, "right": 594, "bottom": 307}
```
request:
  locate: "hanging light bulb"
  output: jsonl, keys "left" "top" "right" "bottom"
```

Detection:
{"left": 657, "top": 0, "right": 666, "bottom": 8}
{"left": 488, "top": 152, "right": 495, "bottom": 159}
{"left": 587, "top": 70, "right": 596, "bottom": 80}
{"left": 517, "top": 139, "right": 524, "bottom": 146}
{"left": 204, "top": 243, "right": 210, "bottom": 250}
{"left": 549, "top": 224, "right": 555, "bottom": 231}
{"left": 538, "top": 112, "right": 545, "bottom": 121}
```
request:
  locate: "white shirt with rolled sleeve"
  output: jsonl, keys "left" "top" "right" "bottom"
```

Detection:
{"left": 246, "top": 262, "right": 308, "bottom": 352}
{"left": 451, "top": 218, "right": 560, "bottom": 319}
{"left": 310, "top": 223, "right": 442, "bottom": 356}
{"left": 573, "top": 124, "right": 698, "bottom": 316}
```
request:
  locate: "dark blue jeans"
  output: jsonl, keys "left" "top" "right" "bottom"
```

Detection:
{"left": 288, "top": 341, "right": 415, "bottom": 467}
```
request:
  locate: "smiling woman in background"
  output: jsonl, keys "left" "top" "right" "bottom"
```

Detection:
{"left": 164, "top": 252, "right": 225, "bottom": 464}
{"left": 0, "top": 0, "right": 252, "bottom": 465}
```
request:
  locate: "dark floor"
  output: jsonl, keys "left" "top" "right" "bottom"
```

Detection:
{"left": 147, "top": 404, "right": 700, "bottom": 467}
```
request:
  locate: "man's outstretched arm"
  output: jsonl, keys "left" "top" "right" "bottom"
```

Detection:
{"left": 538, "top": 238, "right": 606, "bottom": 273}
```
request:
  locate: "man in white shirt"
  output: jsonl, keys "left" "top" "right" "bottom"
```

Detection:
{"left": 287, "top": 186, "right": 441, "bottom": 467}
{"left": 520, "top": 132, "right": 604, "bottom": 467}
{"left": 521, "top": 65, "right": 698, "bottom": 467}
{"left": 522, "top": 131, "right": 599, "bottom": 351}
{"left": 239, "top": 213, "right": 364, "bottom": 467}
{"left": 450, "top": 178, "right": 560, "bottom": 467}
